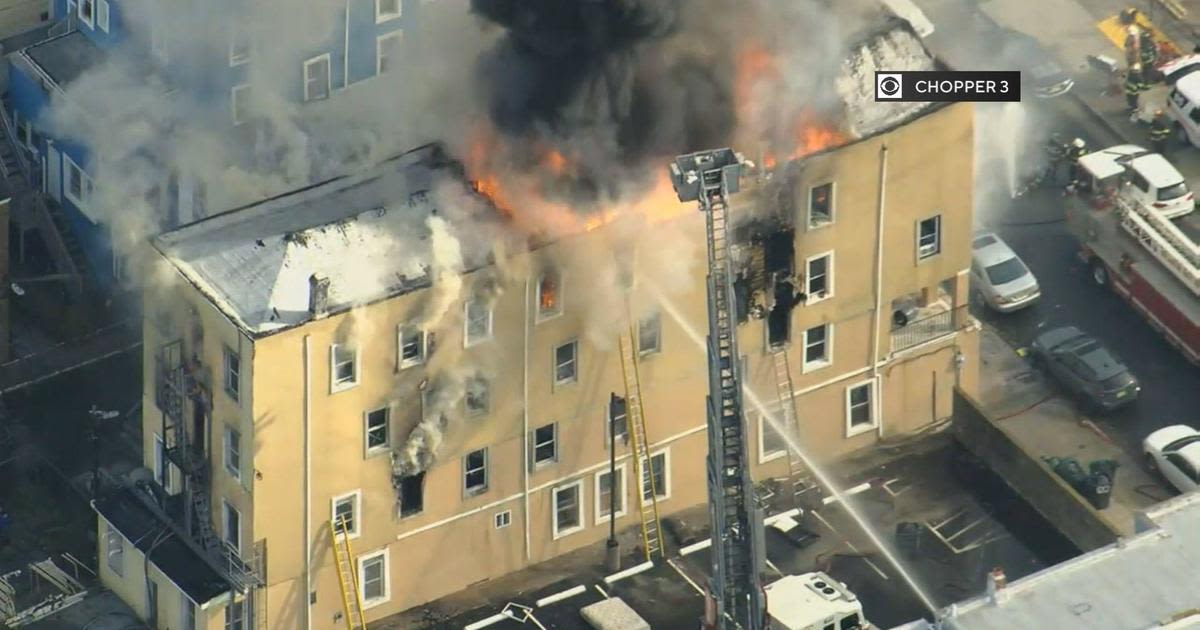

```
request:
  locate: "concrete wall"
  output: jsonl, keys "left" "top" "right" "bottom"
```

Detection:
{"left": 952, "top": 389, "right": 1122, "bottom": 552}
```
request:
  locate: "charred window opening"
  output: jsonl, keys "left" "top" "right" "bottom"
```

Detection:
{"left": 537, "top": 272, "right": 562, "bottom": 320}
{"left": 465, "top": 376, "right": 490, "bottom": 416}
{"left": 734, "top": 274, "right": 751, "bottom": 323}
{"left": 398, "top": 472, "right": 426, "bottom": 517}
{"left": 765, "top": 230, "right": 799, "bottom": 348}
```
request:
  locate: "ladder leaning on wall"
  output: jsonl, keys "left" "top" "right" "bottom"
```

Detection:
{"left": 618, "top": 301, "right": 665, "bottom": 562}
{"left": 330, "top": 516, "right": 367, "bottom": 630}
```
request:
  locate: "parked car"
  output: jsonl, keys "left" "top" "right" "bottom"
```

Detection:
{"left": 1077, "top": 145, "right": 1194, "bottom": 219}
{"left": 970, "top": 232, "right": 1040, "bottom": 313}
{"left": 997, "top": 28, "right": 1074, "bottom": 98}
{"left": 1029, "top": 326, "right": 1140, "bottom": 411}
{"left": 1144, "top": 425, "right": 1200, "bottom": 494}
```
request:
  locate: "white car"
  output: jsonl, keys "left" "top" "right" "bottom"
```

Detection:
{"left": 1144, "top": 424, "right": 1200, "bottom": 494}
{"left": 970, "top": 232, "right": 1040, "bottom": 313}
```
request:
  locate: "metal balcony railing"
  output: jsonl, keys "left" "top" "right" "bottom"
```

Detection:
{"left": 890, "top": 304, "right": 968, "bottom": 353}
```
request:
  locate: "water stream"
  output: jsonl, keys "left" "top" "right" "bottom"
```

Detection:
{"left": 996, "top": 102, "right": 1028, "bottom": 199}
{"left": 648, "top": 282, "right": 941, "bottom": 616}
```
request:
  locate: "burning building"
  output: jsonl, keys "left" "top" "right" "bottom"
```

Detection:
{"left": 91, "top": 6, "right": 980, "bottom": 630}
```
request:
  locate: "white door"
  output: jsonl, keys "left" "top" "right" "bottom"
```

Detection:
{"left": 45, "top": 143, "right": 61, "bottom": 201}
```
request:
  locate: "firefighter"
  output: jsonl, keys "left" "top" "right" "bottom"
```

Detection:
{"left": 1067, "top": 138, "right": 1089, "bottom": 195}
{"left": 1124, "top": 27, "right": 1142, "bottom": 67}
{"left": 1150, "top": 110, "right": 1172, "bottom": 153}
{"left": 1140, "top": 30, "right": 1159, "bottom": 70}
{"left": 1125, "top": 63, "right": 1145, "bottom": 111}
{"left": 1045, "top": 133, "right": 1069, "bottom": 183}
{"left": 1119, "top": 7, "right": 1138, "bottom": 26}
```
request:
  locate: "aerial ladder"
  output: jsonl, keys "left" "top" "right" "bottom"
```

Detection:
{"left": 330, "top": 515, "right": 367, "bottom": 630}
{"left": 670, "top": 149, "right": 767, "bottom": 630}
{"left": 617, "top": 299, "right": 665, "bottom": 562}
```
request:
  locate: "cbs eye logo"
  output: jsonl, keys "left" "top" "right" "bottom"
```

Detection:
{"left": 876, "top": 73, "right": 903, "bottom": 100}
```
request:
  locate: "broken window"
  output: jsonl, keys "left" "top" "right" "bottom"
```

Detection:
{"left": 917, "top": 215, "right": 942, "bottom": 260}
{"left": 806, "top": 253, "right": 832, "bottom": 301}
{"left": 554, "top": 341, "right": 577, "bottom": 385}
{"left": 398, "top": 472, "right": 425, "bottom": 517}
{"left": 640, "top": 451, "right": 669, "bottom": 504}
{"left": 552, "top": 481, "right": 583, "bottom": 537}
{"left": 465, "top": 376, "right": 490, "bottom": 416}
{"left": 223, "top": 346, "right": 240, "bottom": 402}
{"left": 105, "top": 524, "right": 124, "bottom": 576}
{"left": 398, "top": 326, "right": 426, "bottom": 369}
{"left": 637, "top": 314, "right": 661, "bottom": 355}
{"left": 537, "top": 272, "right": 562, "bottom": 320}
{"left": 331, "top": 344, "right": 358, "bottom": 390}
{"left": 596, "top": 466, "right": 625, "bottom": 520}
{"left": 463, "top": 448, "right": 488, "bottom": 496}
{"left": 847, "top": 381, "right": 875, "bottom": 429}
{"left": 464, "top": 298, "right": 493, "bottom": 347}
{"left": 803, "top": 324, "right": 831, "bottom": 370}
{"left": 365, "top": 407, "right": 389, "bottom": 453}
{"left": 809, "top": 182, "right": 834, "bottom": 227}
{"left": 223, "top": 501, "right": 241, "bottom": 553}
{"left": 224, "top": 425, "right": 241, "bottom": 480}
{"left": 359, "top": 551, "right": 389, "bottom": 605}
{"left": 532, "top": 423, "right": 557, "bottom": 467}
{"left": 332, "top": 492, "right": 360, "bottom": 537}
{"left": 303, "top": 55, "right": 331, "bottom": 102}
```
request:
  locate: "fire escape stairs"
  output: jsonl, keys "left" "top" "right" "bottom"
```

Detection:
{"left": 618, "top": 308, "right": 664, "bottom": 563}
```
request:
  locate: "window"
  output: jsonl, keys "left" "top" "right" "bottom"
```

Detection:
{"left": 759, "top": 413, "right": 788, "bottom": 463}
{"left": 809, "top": 182, "right": 834, "bottom": 227}
{"left": 552, "top": 481, "right": 584, "bottom": 538}
{"left": 640, "top": 451, "right": 670, "bottom": 504}
{"left": 376, "top": 0, "right": 402, "bottom": 22}
{"left": 105, "top": 523, "right": 124, "bottom": 576}
{"left": 364, "top": 407, "right": 389, "bottom": 453}
{"left": 97, "top": 0, "right": 108, "bottom": 31}
{"left": 917, "top": 215, "right": 941, "bottom": 260}
{"left": 802, "top": 323, "right": 832, "bottom": 371}
{"left": 331, "top": 344, "right": 358, "bottom": 391}
{"left": 465, "top": 376, "right": 490, "bottom": 416}
{"left": 595, "top": 464, "right": 627, "bottom": 524}
{"left": 78, "top": 0, "right": 94, "bottom": 27}
{"left": 397, "top": 472, "right": 425, "bottom": 517}
{"left": 224, "top": 425, "right": 241, "bottom": 480}
{"left": 332, "top": 491, "right": 361, "bottom": 538}
{"left": 193, "top": 181, "right": 207, "bottom": 218}
{"left": 376, "top": 31, "right": 403, "bottom": 75}
{"left": 607, "top": 394, "right": 629, "bottom": 444}
{"left": 153, "top": 434, "right": 178, "bottom": 492}
{"left": 806, "top": 252, "right": 833, "bottom": 302}
{"left": 532, "top": 423, "right": 557, "bottom": 468}
{"left": 303, "top": 55, "right": 331, "bottom": 102}
{"left": 64, "top": 155, "right": 91, "bottom": 210}
{"left": 181, "top": 593, "right": 196, "bottom": 630}
{"left": 358, "top": 550, "right": 390, "bottom": 608}
{"left": 231, "top": 84, "right": 251, "bottom": 126}
{"left": 554, "top": 341, "right": 578, "bottom": 385}
{"left": 637, "top": 313, "right": 662, "bottom": 355}
{"left": 537, "top": 272, "right": 563, "bottom": 320}
{"left": 223, "top": 346, "right": 240, "bottom": 402}
{"left": 464, "top": 298, "right": 493, "bottom": 347}
{"left": 463, "top": 448, "right": 488, "bottom": 496}
{"left": 397, "top": 326, "right": 427, "bottom": 369}
{"left": 223, "top": 501, "right": 241, "bottom": 553}
{"left": 494, "top": 510, "right": 512, "bottom": 529}
{"left": 230, "top": 29, "right": 251, "bottom": 65}
{"left": 846, "top": 380, "right": 877, "bottom": 435}
{"left": 225, "top": 598, "right": 245, "bottom": 630}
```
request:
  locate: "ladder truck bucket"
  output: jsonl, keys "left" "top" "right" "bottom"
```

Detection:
{"left": 670, "top": 150, "right": 744, "bottom": 202}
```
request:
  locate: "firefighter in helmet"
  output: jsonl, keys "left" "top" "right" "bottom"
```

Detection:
{"left": 1150, "top": 110, "right": 1173, "bottom": 154}
{"left": 1067, "top": 138, "right": 1089, "bottom": 194}
{"left": 1045, "top": 133, "right": 1069, "bottom": 183}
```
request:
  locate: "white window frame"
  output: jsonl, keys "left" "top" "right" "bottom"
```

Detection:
{"left": 463, "top": 299, "right": 494, "bottom": 348}
{"left": 153, "top": 434, "right": 179, "bottom": 493}
{"left": 639, "top": 449, "right": 671, "bottom": 506}
{"left": 223, "top": 346, "right": 240, "bottom": 402}
{"left": 303, "top": 54, "right": 332, "bottom": 102}
{"left": 801, "top": 323, "right": 833, "bottom": 373}
{"left": 375, "top": 0, "right": 402, "bottom": 23}
{"left": 376, "top": 31, "right": 403, "bottom": 76}
{"left": 223, "top": 425, "right": 241, "bottom": 481}
{"left": 229, "top": 29, "right": 251, "bottom": 66}
{"left": 553, "top": 340, "right": 578, "bottom": 386}
{"left": 396, "top": 326, "right": 427, "bottom": 370}
{"left": 364, "top": 406, "right": 390, "bottom": 455}
{"left": 77, "top": 0, "right": 95, "bottom": 28}
{"left": 494, "top": 510, "right": 512, "bottom": 529}
{"left": 845, "top": 378, "right": 879, "bottom": 437}
{"left": 331, "top": 490, "right": 362, "bottom": 539}
{"left": 222, "top": 501, "right": 241, "bottom": 553}
{"left": 330, "top": 344, "right": 359, "bottom": 393}
{"left": 105, "top": 523, "right": 124, "bottom": 576}
{"left": 757, "top": 412, "right": 788, "bottom": 464}
{"left": 808, "top": 182, "right": 835, "bottom": 228}
{"left": 63, "top": 154, "right": 90, "bottom": 210}
{"left": 917, "top": 215, "right": 942, "bottom": 261}
{"left": 464, "top": 376, "right": 490, "bottom": 417}
{"left": 551, "top": 480, "right": 585, "bottom": 539}
{"left": 531, "top": 423, "right": 557, "bottom": 469}
{"left": 463, "top": 447, "right": 489, "bottom": 497}
{"left": 536, "top": 271, "right": 564, "bottom": 322}
{"left": 357, "top": 549, "right": 391, "bottom": 609}
{"left": 231, "top": 84, "right": 251, "bottom": 126}
{"left": 637, "top": 313, "right": 662, "bottom": 356}
{"left": 805, "top": 251, "right": 834, "bottom": 305}
{"left": 593, "top": 462, "right": 628, "bottom": 525}
{"left": 96, "top": 0, "right": 109, "bottom": 32}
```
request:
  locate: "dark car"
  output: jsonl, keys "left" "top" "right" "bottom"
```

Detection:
{"left": 1030, "top": 326, "right": 1140, "bottom": 411}
{"left": 997, "top": 29, "right": 1074, "bottom": 98}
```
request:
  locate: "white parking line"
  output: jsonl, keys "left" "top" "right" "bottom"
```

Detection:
{"left": 680, "top": 539, "right": 712, "bottom": 556}
{"left": 604, "top": 560, "right": 654, "bottom": 585}
{"left": 464, "top": 613, "right": 507, "bottom": 630}
{"left": 594, "top": 584, "right": 610, "bottom": 599}
{"left": 668, "top": 558, "right": 706, "bottom": 596}
{"left": 536, "top": 585, "right": 587, "bottom": 608}
{"left": 765, "top": 559, "right": 784, "bottom": 577}
{"left": 763, "top": 508, "right": 801, "bottom": 526}
{"left": 821, "top": 482, "right": 873, "bottom": 506}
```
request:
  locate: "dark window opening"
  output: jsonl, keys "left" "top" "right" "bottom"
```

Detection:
{"left": 763, "top": 229, "right": 795, "bottom": 276}
{"left": 192, "top": 400, "right": 206, "bottom": 455}
{"left": 398, "top": 472, "right": 425, "bottom": 517}
{"left": 734, "top": 273, "right": 751, "bottom": 323}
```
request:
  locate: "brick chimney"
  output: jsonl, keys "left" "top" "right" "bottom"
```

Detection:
{"left": 987, "top": 567, "right": 1008, "bottom": 604}
{"left": 308, "top": 273, "right": 331, "bottom": 319}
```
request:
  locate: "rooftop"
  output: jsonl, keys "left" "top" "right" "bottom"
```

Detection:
{"left": 937, "top": 493, "right": 1200, "bottom": 630}
{"left": 21, "top": 31, "right": 108, "bottom": 89}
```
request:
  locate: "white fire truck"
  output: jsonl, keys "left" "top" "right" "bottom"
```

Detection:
{"left": 764, "top": 572, "right": 868, "bottom": 630}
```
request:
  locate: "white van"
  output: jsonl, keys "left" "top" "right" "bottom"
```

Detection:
{"left": 1076, "top": 145, "right": 1194, "bottom": 220}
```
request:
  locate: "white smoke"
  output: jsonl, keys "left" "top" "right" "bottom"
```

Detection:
{"left": 417, "top": 216, "right": 465, "bottom": 330}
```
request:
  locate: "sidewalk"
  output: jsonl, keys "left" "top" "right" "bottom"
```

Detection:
{"left": 975, "top": 326, "right": 1165, "bottom": 536}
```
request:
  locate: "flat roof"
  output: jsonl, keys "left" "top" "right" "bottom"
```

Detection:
{"left": 939, "top": 493, "right": 1200, "bottom": 630}
{"left": 22, "top": 31, "right": 107, "bottom": 88}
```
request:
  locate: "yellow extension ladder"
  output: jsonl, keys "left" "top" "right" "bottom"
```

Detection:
{"left": 618, "top": 311, "right": 665, "bottom": 562}
{"left": 330, "top": 516, "right": 367, "bottom": 630}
